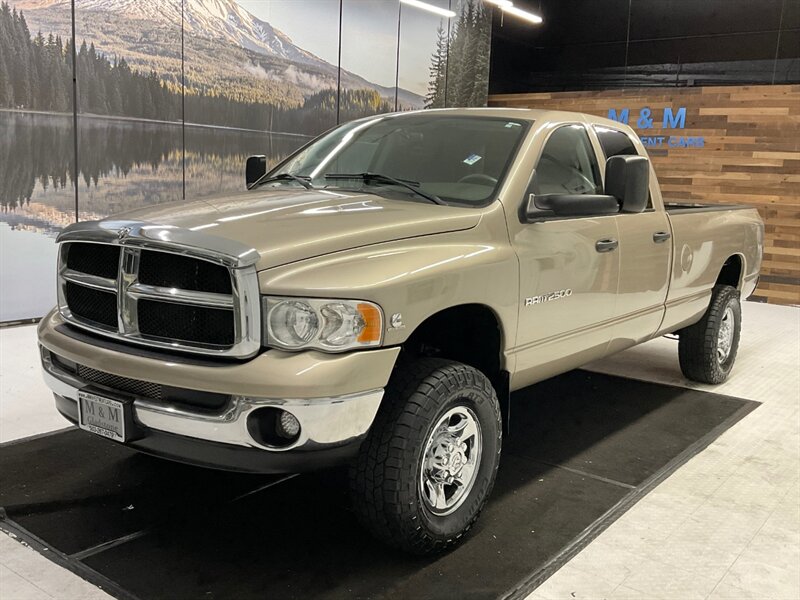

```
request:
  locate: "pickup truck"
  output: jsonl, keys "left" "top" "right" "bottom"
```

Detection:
{"left": 39, "top": 108, "right": 763, "bottom": 554}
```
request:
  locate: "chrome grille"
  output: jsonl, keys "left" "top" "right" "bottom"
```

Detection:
{"left": 56, "top": 223, "right": 261, "bottom": 358}
{"left": 77, "top": 364, "right": 162, "bottom": 400}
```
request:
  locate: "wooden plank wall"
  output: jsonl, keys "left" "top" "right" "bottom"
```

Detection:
{"left": 489, "top": 85, "right": 800, "bottom": 305}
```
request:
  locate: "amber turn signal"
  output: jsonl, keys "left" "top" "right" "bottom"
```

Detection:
{"left": 357, "top": 303, "right": 383, "bottom": 344}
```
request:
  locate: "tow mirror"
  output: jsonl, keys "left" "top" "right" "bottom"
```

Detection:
{"left": 246, "top": 155, "right": 267, "bottom": 188}
{"left": 604, "top": 155, "right": 649, "bottom": 213}
{"left": 527, "top": 194, "right": 620, "bottom": 219}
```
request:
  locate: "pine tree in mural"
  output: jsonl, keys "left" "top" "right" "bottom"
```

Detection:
{"left": 0, "top": 2, "right": 178, "bottom": 117}
{"left": 425, "top": 24, "right": 448, "bottom": 108}
{"left": 11, "top": 7, "right": 32, "bottom": 107}
{"left": 425, "top": 0, "right": 491, "bottom": 108}
{"left": 0, "top": 3, "right": 10, "bottom": 107}
{"left": 469, "top": 2, "right": 491, "bottom": 107}
{"left": 0, "top": 52, "right": 10, "bottom": 106}
{"left": 454, "top": 1, "right": 477, "bottom": 103}
{"left": 0, "top": 3, "right": 70, "bottom": 111}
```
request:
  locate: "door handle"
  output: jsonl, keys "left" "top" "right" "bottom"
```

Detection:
{"left": 595, "top": 238, "right": 618, "bottom": 253}
{"left": 653, "top": 231, "right": 672, "bottom": 243}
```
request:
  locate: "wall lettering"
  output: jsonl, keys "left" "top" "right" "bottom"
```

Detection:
{"left": 607, "top": 106, "right": 702, "bottom": 148}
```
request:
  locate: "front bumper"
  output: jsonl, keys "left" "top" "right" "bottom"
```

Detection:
{"left": 38, "top": 310, "right": 399, "bottom": 473}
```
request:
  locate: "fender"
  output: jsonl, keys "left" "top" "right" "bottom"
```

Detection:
{"left": 258, "top": 203, "right": 520, "bottom": 353}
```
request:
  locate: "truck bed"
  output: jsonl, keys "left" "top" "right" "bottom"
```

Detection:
{"left": 664, "top": 201, "right": 753, "bottom": 214}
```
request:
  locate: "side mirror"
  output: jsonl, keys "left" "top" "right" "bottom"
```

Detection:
{"left": 526, "top": 194, "right": 620, "bottom": 219}
{"left": 604, "top": 155, "right": 649, "bottom": 213}
{"left": 246, "top": 155, "right": 267, "bottom": 189}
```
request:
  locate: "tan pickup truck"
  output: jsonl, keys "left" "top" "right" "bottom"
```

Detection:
{"left": 39, "top": 108, "right": 763, "bottom": 554}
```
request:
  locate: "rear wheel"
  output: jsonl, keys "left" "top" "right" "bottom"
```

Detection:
{"left": 678, "top": 284, "right": 742, "bottom": 384}
{"left": 349, "top": 358, "right": 501, "bottom": 555}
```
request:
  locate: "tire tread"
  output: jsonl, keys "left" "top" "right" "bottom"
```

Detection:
{"left": 678, "top": 284, "right": 741, "bottom": 384}
{"left": 349, "top": 358, "right": 501, "bottom": 555}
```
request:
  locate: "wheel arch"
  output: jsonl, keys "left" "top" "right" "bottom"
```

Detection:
{"left": 396, "top": 302, "right": 511, "bottom": 435}
{"left": 399, "top": 303, "right": 507, "bottom": 385}
{"left": 716, "top": 253, "right": 745, "bottom": 290}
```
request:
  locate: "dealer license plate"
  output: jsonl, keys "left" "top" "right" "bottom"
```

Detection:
{"left": 78, "top": 390, "right": 126, "bottom": 442}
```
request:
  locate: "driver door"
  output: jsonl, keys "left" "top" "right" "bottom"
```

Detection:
{"left": 510, "top": 124, "right": 620, "bottom": 389}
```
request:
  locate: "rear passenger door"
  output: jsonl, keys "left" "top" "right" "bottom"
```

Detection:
{"left": 593, "top": 125, "right": 671, "bottom": 348}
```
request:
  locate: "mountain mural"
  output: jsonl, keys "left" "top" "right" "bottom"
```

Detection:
{"left": 0, "top": 0, "right": 493, "bottom": 322}
{"left": 9, "top": 0, "right": 424, "bottom": 110}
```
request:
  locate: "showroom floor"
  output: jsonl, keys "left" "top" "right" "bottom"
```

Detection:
{"left": 1, "top": 301, "right": 798, "bottom": 600}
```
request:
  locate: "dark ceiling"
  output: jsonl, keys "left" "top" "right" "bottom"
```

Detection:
{"left": 488, "top": 0, "right": 800, "bottom": 93}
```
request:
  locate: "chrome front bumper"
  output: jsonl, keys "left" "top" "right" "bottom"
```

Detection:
{"left": 42, "top": 353, "right": 384, "bottom": 453}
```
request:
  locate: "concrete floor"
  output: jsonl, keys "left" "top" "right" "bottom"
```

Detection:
{"left": 1, "top": 301, "right": 798, "bottom": 600}
{"left": 530, "top": 301, "right": 800, "bottom": 600}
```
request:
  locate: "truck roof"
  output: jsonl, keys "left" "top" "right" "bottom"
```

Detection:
{"left": 395, "top": 106, "right": 630, "bottom": 131}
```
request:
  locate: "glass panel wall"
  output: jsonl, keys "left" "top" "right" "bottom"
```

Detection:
{"left": 0, "top": 0, "right": 493, "bottom": 321}
{"left": 1, "top": 1, "right": 74, "bottom": 321}
{"left": 398, "top": 0, "right": 452, "bottom": 109}
{"left": 75, "top": 0, "right": 184, "bottom": 220}
{"left": 340, "top": 0, "right": 400, "bottom": 120}
{"left": 184, "top": 1, "right": 340, "bottom": 199}
{"left": 446, "top": 0, "right": 492, "bottom": 107}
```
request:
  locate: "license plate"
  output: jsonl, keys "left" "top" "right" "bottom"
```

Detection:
{"left": 78, "top": 390, "right": 126, "bottom": 442}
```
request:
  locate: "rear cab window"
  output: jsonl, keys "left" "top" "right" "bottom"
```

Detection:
{"left": 594, "top": 126, "right": 639, "bottom": 158}
{"left": 594, "top": 125, "right": 653, "bottom": 210}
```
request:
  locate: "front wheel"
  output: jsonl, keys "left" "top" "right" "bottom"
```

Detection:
{"left": 349, "top": 358, "right": 501, "bottom": 555}
{"left": 678, "top": 284, "right": 742, "bottom": 384}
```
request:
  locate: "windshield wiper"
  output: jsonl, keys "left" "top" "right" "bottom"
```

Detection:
{"left": 324, "top": 172, "right": 444, "bottom": 205}
{"left": 250, "top": 172, "right": 314, "bottom": 190}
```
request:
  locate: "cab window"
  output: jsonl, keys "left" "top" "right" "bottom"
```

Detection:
{"left": 532, "top": 125, "right": 602, "bottom": 196}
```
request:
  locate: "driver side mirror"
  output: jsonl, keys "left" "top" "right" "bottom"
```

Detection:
{"left": 524, "top": 154, "right": 651, "bottom": 221}
{"left": 246, "top": 155, "right": 267, "bottom": 188}
{"left": 527, "top": 194, "right": 620, "bottom": 219}
{"left": 604, "top": 155, "right": 649, "bottom": 213}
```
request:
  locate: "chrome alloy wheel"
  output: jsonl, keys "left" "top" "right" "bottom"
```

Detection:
{"left": 717, "top": 306, "right": 735, "bottom": 363}
{"left": 419, "top": 405, "right": 482, "bottom": 516}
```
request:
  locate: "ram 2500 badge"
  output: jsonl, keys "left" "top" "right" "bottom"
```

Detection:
{"left": 39, "top": 108, "right": 763, "bottom": 554}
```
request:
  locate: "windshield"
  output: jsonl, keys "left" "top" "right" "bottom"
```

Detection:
{"left": 265, "top": 114, "right": 529, "bottom": 206}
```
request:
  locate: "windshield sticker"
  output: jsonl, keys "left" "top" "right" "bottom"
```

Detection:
{"left": 505, "top": 122, "right": 522, "bottom": 128}
{"left": 463, "top": 154, "right": 482, "bottom": 165}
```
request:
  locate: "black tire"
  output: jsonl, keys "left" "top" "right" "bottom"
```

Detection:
{"left": 678, "top": 284, "right": 742, "bottom": 384}
{"left": 349, "top": 358, "right": 502, "bottom": 555}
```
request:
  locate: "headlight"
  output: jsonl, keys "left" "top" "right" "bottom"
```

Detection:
{"left": 263, "top": 297, "right": 383, "bottom": 351}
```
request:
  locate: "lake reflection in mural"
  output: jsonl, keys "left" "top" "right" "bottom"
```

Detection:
{"left": 0, "top": 110, "right": 306, "bottom": 321}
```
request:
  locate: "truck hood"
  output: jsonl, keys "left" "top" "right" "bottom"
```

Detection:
{"left": 114, "top": 188, "right": 482, "bottom": 270}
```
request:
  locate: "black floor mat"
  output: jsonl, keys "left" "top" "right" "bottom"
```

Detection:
{"left": 0, "top": 370, "right": 757, "bottom": 600}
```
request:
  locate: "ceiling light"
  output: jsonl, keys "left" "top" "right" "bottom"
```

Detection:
{"left": 501, "top": 4, "right": 543, "bottom": 24}
{"left": 400, "top": 0, "right": 457, "bottom": 18}
{"left": 484, "top": 0, "right": 513, "bottom": 7}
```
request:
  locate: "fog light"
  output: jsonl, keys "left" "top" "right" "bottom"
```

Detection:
{"left": 246, "top": 407, "right": 301, "bottom": 447}
{"left": 277, "top": 410, "right": 301, "bottom": 439}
